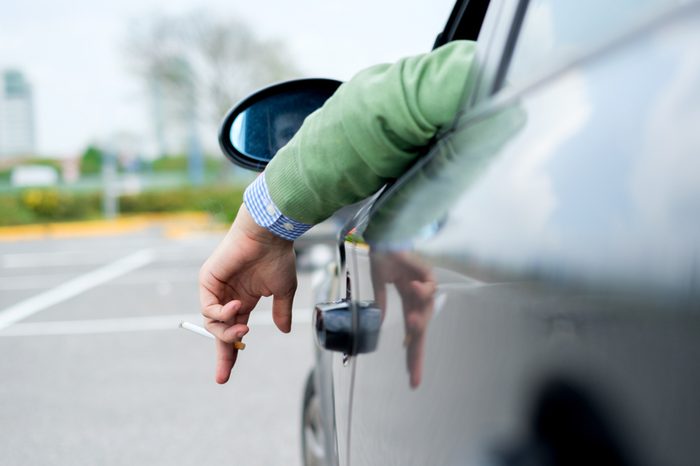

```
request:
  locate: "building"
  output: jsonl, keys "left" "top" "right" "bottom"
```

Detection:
{"left": 0, "top": 69, "right": 36, "bottom": 158}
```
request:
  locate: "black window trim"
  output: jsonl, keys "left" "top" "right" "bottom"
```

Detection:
{"left": 433, "top": 0, "right": 492, "bottom": 49}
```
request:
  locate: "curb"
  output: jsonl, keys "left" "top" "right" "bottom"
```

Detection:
{"left": 0, "top": 213, "right": 227, "bottom": 242}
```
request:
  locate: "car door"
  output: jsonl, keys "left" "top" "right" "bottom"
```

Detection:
{"left": 312, "top": 3, "right": 499, "bottom": 465}
{"left": 343, "top": 1, "right": 700, "bottom": 465}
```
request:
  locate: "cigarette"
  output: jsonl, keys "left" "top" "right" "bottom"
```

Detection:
{"left": 179, "top": 321, "right": 246, "bottom": 350}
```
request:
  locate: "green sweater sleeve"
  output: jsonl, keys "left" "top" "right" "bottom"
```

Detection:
{"left": 264, "top": 40, "right": 477, "bottom": 225}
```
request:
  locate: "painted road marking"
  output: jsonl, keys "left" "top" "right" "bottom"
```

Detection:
{"left": 0, "top": 249, "right": 155, "bottom": 332}
{"left": 1, "top": 248, "right": 212, "bottom": 269}
{"left": 0, "top": 273, "right": 76, "bottom": 291}
{"left": 1, "top": 249, "right": 145, "bottom": 269}
{"left": 0, "top": 310, "right": 312, "bottom": 337}
{"left": 0, "top": 268, "right": 197, "bottom": 291}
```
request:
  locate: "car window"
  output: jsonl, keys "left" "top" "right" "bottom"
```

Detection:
{"left": 502, "top": 0, "right": 683, "bottom": 89}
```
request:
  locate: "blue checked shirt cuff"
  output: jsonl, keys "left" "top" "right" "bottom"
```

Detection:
{"left": 243, "top": 174, "right": 313, "bottom": 241}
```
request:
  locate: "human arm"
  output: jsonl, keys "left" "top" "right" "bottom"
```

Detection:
{"left": 199, "top": 40, "right": 476, "bottom": 383}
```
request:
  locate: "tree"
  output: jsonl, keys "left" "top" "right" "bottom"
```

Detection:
{"left": 80, "top": 145, "right": 103, "bottom": 175}
{"left": 125, "top": 11, "right": 300, "bottom": 157}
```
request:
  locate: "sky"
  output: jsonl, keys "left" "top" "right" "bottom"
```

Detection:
{"left": 0, "top": 0, "right": 455, "bottom": 157}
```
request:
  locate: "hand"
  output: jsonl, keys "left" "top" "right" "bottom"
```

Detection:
{"left": 371, "top": 251, "right": 435, "bottom": 388}
{"left": 199, "top": 204, "right": 297, "bottom": 384}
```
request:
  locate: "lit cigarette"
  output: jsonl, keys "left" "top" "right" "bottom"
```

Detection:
{"left": 179, "top": 321, "right": 246, "bottom": 350}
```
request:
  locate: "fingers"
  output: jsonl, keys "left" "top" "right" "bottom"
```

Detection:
{"left": 272, "top": 292, "right": 295, "bottom": 333}
{"left": 370, "top": 257, "right": 388, "bottom": 322}
{"left": 201, "top": 299, "right": 242, "bottom": 323}
{"left": 207, "top": 310, "right": 250, "bottom": 385}
{"left": 372, "top": 282, "right": 387, "bottom": 323}
{"left": 206, "top": 320, "right": 250, "bottom": 343}
{"left": 215, "top": 338, "right": 237, "bottom": 384}
{"left": 203, "top": 299, "right": 252, "bottom": 342}
{"left": 401, "top": 280, "right": 435, "bottom": 390}
{"left": 406, "top": 330, "right": 426, "bottom": 389}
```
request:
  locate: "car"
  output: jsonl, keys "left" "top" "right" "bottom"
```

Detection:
{"left": 219, "top": 0, "right": 700, "bottom": 464}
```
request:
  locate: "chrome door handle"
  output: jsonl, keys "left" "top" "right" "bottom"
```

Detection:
{"left": 313, "top": 300, "right": 381, "bottom": 355}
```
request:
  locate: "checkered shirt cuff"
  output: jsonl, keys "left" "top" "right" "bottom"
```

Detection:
{"left": 243, "top": 174, "right": 312, "bottom": 241}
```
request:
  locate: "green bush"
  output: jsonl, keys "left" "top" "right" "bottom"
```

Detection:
{"left": 80, "top": 146, "right": 103, "bottom": 175}
{"left": 0, "top": 185, "right": 243, "bottom": 226}
{"left": 0, "top": 189, "right": 102, "bottom": 225}
{"left": 150, "top": 155, "right": 188, "bottom": 172}
{"left": 0, "top": 194, "right": 35, "bottom": 225}
{"left": 119, "top": 186, "right": 243, "bottom": 222}
{"left": 149, "top": 154, "right": 226, "bottom": 175}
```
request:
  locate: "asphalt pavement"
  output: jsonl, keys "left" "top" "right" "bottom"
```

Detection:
{"left": 0, "top": 226, "right": 316, "bottom": 465}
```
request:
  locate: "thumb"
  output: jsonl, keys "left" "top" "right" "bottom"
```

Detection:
{"left": 272, "top": 292, "right": 294, "bottom": 333}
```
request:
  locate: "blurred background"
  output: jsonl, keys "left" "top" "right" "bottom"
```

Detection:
{"left": 0, "top": 0, "right": 454, "bottom": 464}
{"left": 0, "top": 0, "right": 453, "bottom": 225}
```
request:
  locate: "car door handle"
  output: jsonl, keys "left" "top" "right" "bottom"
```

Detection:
{"left": 313, "top": 300, "right": 382, "bottom": 355}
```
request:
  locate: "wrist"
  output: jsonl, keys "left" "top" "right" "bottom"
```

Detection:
{"left": 233, "top": 204, "right": 293, "bottom": 247}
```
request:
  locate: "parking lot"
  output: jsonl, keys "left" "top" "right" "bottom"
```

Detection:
{"left": 0, "top": 226, "right": 315, "bottom": 465}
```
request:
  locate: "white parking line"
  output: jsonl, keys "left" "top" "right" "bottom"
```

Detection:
{"left": 0, "top": 268, "right": 198, "bottom": 291}
{"left": 0, "top": 314, "right": 196, "bottom": 336}
{"left": 1, "top": 247, "right": 211, "bottom": 269}
{"left": 0, "top": 273, "right": 75, "bottom": 291}
{"left": 0, "top": 310, "right": 312, "bottom": 337}
{"left": 2, "top": 250, "right": 127, "bottom": 268}
{"left": 0, "top": 249, "right": 154, "bottom": 332}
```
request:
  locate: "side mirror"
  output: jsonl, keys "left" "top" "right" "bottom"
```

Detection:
{"left": 218, "top": 78, "right": 342, "bottom": 171}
